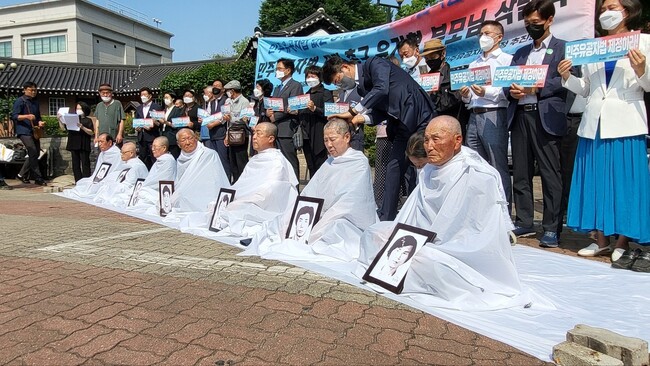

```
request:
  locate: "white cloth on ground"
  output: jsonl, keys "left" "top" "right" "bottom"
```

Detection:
{"left": 62, "top": 145, "right": 122, "bottom": 199}
{"left": 243, "top": 148, "right": 378, "bottom": 262}
{"left": 355, "top": 147, "right": 530, "bottom": 311}
{"left": 93, "top": 157, "right": 149, "bottom": 205}
{"left": 124, "top": 153, "right": 177, "bottom": 212}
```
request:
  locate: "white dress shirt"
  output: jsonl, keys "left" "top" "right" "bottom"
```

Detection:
{"left": 519, "top": 34, "right": 553, "bottom": 105}
{"left": 462, "top": 48, "right": 513, "bottom": 109}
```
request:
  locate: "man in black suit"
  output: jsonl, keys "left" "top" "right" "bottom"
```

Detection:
{"left": 135, "top": 87, "right": 162, "bottom": 169}
{"left": 202, "top": 80, "right": 230, "bottom": 179}
{"left": 323, "top": 55, "right": 437, "bottom": 221}
{"left": 266, "top": 58, "right": 303, "bottom": 180}
{"left": 506, "top": 0, "right": 569, "bottom": 248}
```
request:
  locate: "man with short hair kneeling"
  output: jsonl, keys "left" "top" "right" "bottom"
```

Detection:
{"left": 356, "top": 116, "right": 528, "bottom": 310}
{"left": 244, "top": 118, "right": 378, "bottom": 261}
{"left": 63, "top": 133, "right": 121, "bottom": 199}
{"left": 93, "top": 142, "right": 148, "bottom": 205}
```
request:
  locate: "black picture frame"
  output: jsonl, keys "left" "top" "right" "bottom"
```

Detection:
{"left": 117, "top": 168, "right": 131, "bottom": 183}
{"left": 362, "top": 223, "right": 436, "bottom": 294}
{"left": 127, "top": 178, "right": 145, "bottom": 207}
{"left": 93, "top": 162, "right": 112, "bottom": 183}
{"left": 209, "top": 188, "right": 236, "bottom": 232}
{"left": 158, "top": 180, "right": 175, "bottom": 217}
{"left": 285, "top": 196, "right": 324, "bottom": 244}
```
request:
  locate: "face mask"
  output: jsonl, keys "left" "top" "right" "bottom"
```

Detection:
{"left": 275, "top": 70, "right": 285, "bottom": 79}
{"left": 306, "top": 77, "right": 320, "bottom": 88}
{"left": 212, "top": 88, "right": 221, "bottom": 95}
{"left": 164, "top": 98, "right": 172, "bottom": 106}
{"left": 183, "top": 97, "right": 193, "bottom": 104}
{"left": 76, "top": 109, "right": 84, "bottom": 116}
{"left": 226, "top": 91, "right": 233, "bottom": 99}
{"left": 426, "top": 58, "right": 443, "bottom": 72}
{"left": 402, "top": 55, "right": 418, "bottom": 69}
{"left": 336, "top": 75, "right": 357, "bottom": 91}
{"left": 479, "top": 35, "right": 495, "bottom": 52}
{"left": 101, "top": 96, "right": 112, "bottom": 103}
{"left": 140, "top": 96, "right": 150, "bottom": 104}
{"left": 525, "top": 23, "right": 546, "bottom": 41}
{"left": 203, "top": 95, "right": 210, "bottom": 102}
{"left": 253, "top": 89, "right": 263, "bottom": 98}
{"left": 599, "top": 10, "right": 624, "bottom": 30}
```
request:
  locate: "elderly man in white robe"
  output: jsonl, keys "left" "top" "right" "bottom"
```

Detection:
{"left": 63, "top": 133, "right": 122, "bottom": 199}
{"left": 356, "top": 116, "right": 529, "bottom": 311}
{"left": 92, "top": 142, "right": 148, "bottom": 205}
{"left": 244, "top": 118, "right": 378, "bottom": 261}
{"left": 181, "top": 122, "right": 298, "bottom": 243}
{"left": 107, "top": 136, "right": 176, "bottom": 208}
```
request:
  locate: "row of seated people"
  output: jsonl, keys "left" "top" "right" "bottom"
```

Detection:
{"left": 62, "top": 116, "right": 530, "bottom": 311}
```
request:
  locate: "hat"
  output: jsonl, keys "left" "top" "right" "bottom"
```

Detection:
{"left": 420, "top": 39, "right": 446, "bottom": 56}
{"left": 183, "top": 89, "right": 196, "bottom": 97}
{"left": 98, "top": 83, "right": 113, "bottom": 92}
{"left": 224, "top": 80, "right": 242, "bottom": 90}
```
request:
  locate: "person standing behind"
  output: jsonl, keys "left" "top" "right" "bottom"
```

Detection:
{"left": 301, "top": 65, "right": 333, "bottom": 177}
{"left": 398, "top": 37, "right": 429, "bottom": 79}
{"left": 12, "top": 81, "right": 46, "bottom": 186}
{"left": 506, "top": 0, "right": 569, "bottom": 248}
{"left": 252, "top": 79, "right": 273, "bottom": 124}
{"left": 181, "top": 90, "right": 200, "bottom": 132}
{"left": 57, "top": 102, "right": 94, "bottom": 182}
{"left": 266, "top": 58, "right": 303, "bottom": 180}
{"left": 135, "top": 87, "right": 162, "bottom": 169}
{"left": 158, "top": 92, "right": 183, "bottom": 159}
{"left": 558, "top": 0, "right": 650, "bottom": 264}
{"left": 420, "top": 39, "right": 464, "bottom": 119}
{"left": 202, "top": 80, "right": 230, "bottom": 179}
{"left": 94, "top": 83, "right": 125, "bottom": 146}
{"left": 460, "top": 20, "right": 513, "bottom": 209}
{"left": 223, "top": 80, "right": 251, "bottom": 183}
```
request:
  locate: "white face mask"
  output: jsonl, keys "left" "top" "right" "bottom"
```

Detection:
{"left": 164, "top": 98, "right": 172, "bottom": 106}
{"left": 226, "top": 91, "right": 233, "bottom": 99}
{"left": 141, "top": 96, "right": 150, "bottom": 104}
{"left": 203, "top": 95, "right": 210, "bottom": 102}
{"left": 599, "top": 10, "right": 624, "bottom": 30}
{"left": 402, "top": 55, "right": 418, "bottom": 69}
{"left": 479, "top": 35, "right": 496, "bottom": 52}
{"left": 76, "top": 109, "right": 84, "bottom": 116}
{"left": 275, "top": 70, "right": 285, "bottom": 79}
{"left": 306, "top": 77, "right": 320, "bottom": 88}
{"left": 183, "top": 97, "right": 193, "bottom": 104}
{"left": 253, "top": 88, "right": 263, "bottom": 98}
{"left": 101, "top": 96, "right": 112, "bottom": 103}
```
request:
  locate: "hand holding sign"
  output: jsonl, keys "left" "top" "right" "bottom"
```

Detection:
{"left": 629, "top": 48, "right": 646, "bottom": 77}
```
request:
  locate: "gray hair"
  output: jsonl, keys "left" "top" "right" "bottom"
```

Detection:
{"left": 258, "top": 122, "right": 277, "bottom": 139}
{"left": 324, "top": 118, "right": 350, "bottom": 136}
{"left": 154, "top": 136, "right": 169, "bottom": 148}
{"left": 176, "top": 128, "right": 196, "bottom": 140}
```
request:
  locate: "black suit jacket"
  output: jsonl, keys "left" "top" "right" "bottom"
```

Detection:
{"left": 357, "top": 56, "right": 436, "bottom": 135}
{"left": 272, "top": 78, "right": 304, "bottom": 138}
{"left": 135, "top": 102, "right": 162, "bottom": 143}
{"left": 506, "top": 36, "right": 569, "bottom": 136}
{"left": 206, "top": 95, "right": 228, "bottom": 140}
{"left": 299, "top": 84, "right": 334, "bottom": 156}
{"left": 160, "top": 106, "right": 183, "bottom": 146}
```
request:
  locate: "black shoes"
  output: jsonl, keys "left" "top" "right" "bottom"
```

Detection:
{"left": 0, "top": 180, "right": 12, "bottom": 190}
{"left": 631, "top": 251, "right": 650, "bottom": 273}
{"left": 34, "top": 179, "right": 47, "bottom": 186}
{"left": 17, "top": 174, "right": 30, "bottom": 183}
{"left": 611, "top": 248, "right": 650, "bottom": 272}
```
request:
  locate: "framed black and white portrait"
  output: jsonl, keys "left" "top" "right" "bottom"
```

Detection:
{"left": 127, "top": 178, "right": 145, "bottom": 207}
{"left": 158, "top": 180, "right": 175, "bottom": 217}
{"left": 93, "top": 162, "right": 112, "bottom": 183}
{"left": 285, "top": 196, "right": 324, "bottom": 245}
{"left": 362, "top": 223, "right": 436, "bottom": 294}
{"left": 209, "top": 188, "right": 236, "bottom": 232}
{"left": 117, "top": 168, "right": 131, "bottom": 183}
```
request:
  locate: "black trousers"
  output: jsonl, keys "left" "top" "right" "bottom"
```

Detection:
{"left": 557, "top": 113, "right": 582, "bottom": 234}
{"left": 377, "top": 123, "right": 412, "bottom": 221}
{"left": 70, "top": 149, "right": 91, "bottom": 182}
{"left": 302, "top": 138, "right": 327, "bottom": 179}
{"left": 168, "top": 145, "right": 181, "bottom": 159}
{"left": 350, "top": 125, "right": 365, "bottom": 151}
{"left": 228, "top": 142, "right": 249, "bottom": 183}
{"left": 205, "top": 139, "right": 231, "bottom": 181}
{"left": 18, "top": 135, "right": 42, "bottom": 180}
{"left": 277, "top": 137, "right": 299, "bottom": 181}
{"left": 511, "top": 108, "right": 563, "bottom": 232}
{"left": 137, "top": 140, "right": 155, "bottom": 170}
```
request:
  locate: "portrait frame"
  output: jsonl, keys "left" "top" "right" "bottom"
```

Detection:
{"left": 127, "top": 178, "right": 145, "bottom": 207}
{"left": 117, "top": 168, "right": 131, "bottom": 183}
{"left": 285, "top": 196, "right": 324, "bottom": 244}
{"left": 158, "top": 180, "right": 175, "bottom": 217}
{"left": 92, "top": 162, "right": 112, "bottom": 183}
{"left": 209, "top": 188, "right": 236, "bottom": 232}
{"left": 362, "top": 223, "right": 436, "bottom": 294}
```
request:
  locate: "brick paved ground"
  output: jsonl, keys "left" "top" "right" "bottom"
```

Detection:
{"left": 0, "top": 180, "right": 560, "bottom": 365}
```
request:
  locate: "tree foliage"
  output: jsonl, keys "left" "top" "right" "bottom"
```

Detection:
{"left": 258, "top": 0, "right": 388, "bottom": 32}
{"left": 396, "top": 0, "right": 440, "bottom": 19}
{"left": 158, "top": 59, "right": 256, "bottom": 98}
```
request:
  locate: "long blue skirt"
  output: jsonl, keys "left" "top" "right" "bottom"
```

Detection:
{"left": 567, "top": 131, "right": 650, "bottom": 244}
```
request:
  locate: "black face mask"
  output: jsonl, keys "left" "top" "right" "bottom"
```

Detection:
{"left": 526, "top": 23, "right": 547, "bottom": 41}
{"left": 212, "top": 87, "right": 221, "bottom": 95}
{"left": 426, "top": 58, "right": 443, "bottom": 72}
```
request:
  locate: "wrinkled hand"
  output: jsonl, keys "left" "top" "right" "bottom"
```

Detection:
{"left": 629, "top": 48, "right": 647, "bottom": 77}
{"left": 459, "top": 86, "right": 471, "bottom": 98}
{"left": 558, "top": 59, "right": 573, "bottom": 81}
{"left": 470, "top": 85, "right": 485, "bottom": 97}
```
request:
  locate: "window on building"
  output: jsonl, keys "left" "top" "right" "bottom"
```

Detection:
{"left": 0, "top": 41, "right": 11, "bottom": 57}
{"left": 26, "top": 35, "right": 66, "bottom": 55}
{"left": 48, "top": 97, "right": 66, "bottom": 116}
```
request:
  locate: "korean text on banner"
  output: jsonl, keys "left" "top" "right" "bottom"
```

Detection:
{"left": 450, "top": 66, "right": 492, "bottom": 90}
{"left": 418, "top": 73, "right": 441, "bottom": 92}
{"left": 492, "top": 65, "right": 549, "bottom": 88}
{"left": 566, "top": 31, "right": 640, "bottom": 66}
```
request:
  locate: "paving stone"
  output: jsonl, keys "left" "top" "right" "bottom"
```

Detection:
{"left": 554, "top": 341, "right": 624, "bottom": 366}
{"left": 568, "top": 324, "right": 649, "bottom": 366}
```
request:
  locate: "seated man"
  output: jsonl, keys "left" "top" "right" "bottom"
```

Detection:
{"left": 93, "top": 142, "right": 148, "bottom": 205}
{"left": 356, "top": 116, "right": 528, "bottom": 310}
{"left": 245, "top": 118, "right": 378, "bottom": 262}
{"left": 181, "top": 122, "right": 298, "bottom": 241}
{"left": 104, "top": 137, "right": 175, "bottom": 208}
{"left": 63, "top": 133, "right": 121, "bottom": 199}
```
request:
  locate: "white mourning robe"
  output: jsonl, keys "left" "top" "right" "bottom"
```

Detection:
{"left": 355, "top": 147, "right": 527, "bottom": 311}
{"left": 244, "top": 148, "right": 378, "bottom": 262}
{"left": 93, "top": 157, "right": 149, "bottom": 206}
{"left": 124, "top": 153, "right": 177, "bottom": 212}
{"left": 63, "top": 145, "right": 122, "bottom": 198}
{"left": 181, "top": 148, "right": 298, "bottom": 239}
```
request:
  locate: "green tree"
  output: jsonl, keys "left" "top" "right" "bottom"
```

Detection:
{"left": 396, "top": 0, "right": 440, "bottom": 19}
{"left": 258, "top": 0, "right": 388, "bottom": 32}
{"left": 158, "top": 59, "right": 256, "bottom": 98}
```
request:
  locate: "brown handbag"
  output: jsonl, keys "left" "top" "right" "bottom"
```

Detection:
{"left": 227, "top": 122, "right": 246, "bottom": 146}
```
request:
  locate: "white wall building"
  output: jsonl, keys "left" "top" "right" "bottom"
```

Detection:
{"left": 0, "top": 0, "right": 173, "bottom": 65}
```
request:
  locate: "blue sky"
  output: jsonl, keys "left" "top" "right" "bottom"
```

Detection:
{"left": 0, "top": 0, "right": 412, "bottom": 62}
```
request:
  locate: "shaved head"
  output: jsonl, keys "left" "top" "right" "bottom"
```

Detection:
{"left": 252, "top": 122, "right": 277, "bottom": 152}
{"left": 152, "top": 136, "right": 169, "bottom": 158}
{"left": 423, "top": 116, "right": 463, "bottom": 166}
{"left": 121, "top": 142, "right": 137, "bottom": 161}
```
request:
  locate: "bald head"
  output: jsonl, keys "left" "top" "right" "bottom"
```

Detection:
{"left": 121, "top": 142, "right": 137, "bottom": 161}
{"left": 323, "top": 118, "right": 351, "bottom": 157}
{"left": 252, "top": 122, "right": 277, "bottom": 152}
{"left": 152, "top": 136, "right": 169, "bottom": 158}
{"left": 423, "top": 116, "right": 463, "bottom": 166}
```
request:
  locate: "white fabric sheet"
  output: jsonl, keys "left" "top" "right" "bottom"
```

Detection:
{"left": 93, "top": 158, "right": 149, "bottom": 206}
{"left": 243, "top": 148, "right": 378, "bottom": 262}
{"left": 62, "top": 145, "right": 122, "bottom": 199}
{"left": 124, "top": 153, "right": 177, "bottom": 214}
